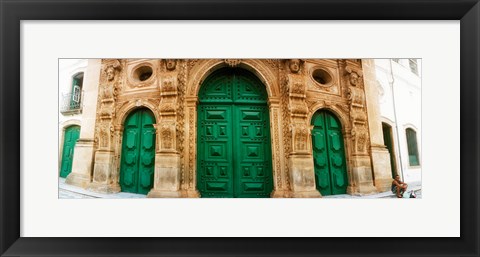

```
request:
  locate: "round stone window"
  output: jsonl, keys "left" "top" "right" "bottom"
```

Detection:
{"left": 312, "top": 68, "right": 333, "bottom": 85}
{"left": 133, "top": 65, "right": 153, "bottom": 82}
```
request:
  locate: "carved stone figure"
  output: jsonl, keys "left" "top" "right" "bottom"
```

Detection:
{"left": 288, "top": 59, "right": 303, "bottom": 74}
{"left": 345, "top": 66, "right": 362, "bottom": 87}
{"left": 166, "top": 59, "right": 177, "bottom": 71}
{"left": 104, "top": 59, "right": 121, "bottom": 81}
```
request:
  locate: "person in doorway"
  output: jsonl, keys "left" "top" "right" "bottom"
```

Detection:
{"left": 391, "top": 175, "right": 408, "bottom": 198}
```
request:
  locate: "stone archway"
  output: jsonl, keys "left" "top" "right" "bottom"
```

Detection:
{"left": 196, "top": 67, "right": 274, "bottom": 198}
{"left": 182, "top": 59, "right": 286, "bottom": 197}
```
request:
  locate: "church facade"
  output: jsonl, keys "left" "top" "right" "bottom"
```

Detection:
{"left": 60, "top": 59, "right": 395, "bottom": 198}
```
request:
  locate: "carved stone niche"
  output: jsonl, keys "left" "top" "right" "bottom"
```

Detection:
{"left": 125, "top": 60, "right": 158, "bottom": 89}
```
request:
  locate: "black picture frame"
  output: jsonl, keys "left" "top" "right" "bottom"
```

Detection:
{"left": 1, "top": 0, "right": 478, "bottom": 256}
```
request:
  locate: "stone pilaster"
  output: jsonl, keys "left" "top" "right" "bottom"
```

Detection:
{"left": 362, "top": 59, "right": 393, "bottom": 192}
{"left": 182, "top": 97, "right": 201, "bottom": 197}
{"left": 285, "top": 59, "right": 321, "bottom": 198}
{"left": 148, "top": 60, "right": 183, "bottom": 197}
{"left": 88, "top": 59, "right": 122, "bottom": 193}
{"left": 344, "top": 61, "right": 377, "bottom": 195}
{"left": 268, "top": 98, "right": 289, "bottom": 198}
{"left": 66, "top": 59, "right": 102, "bottom": 188}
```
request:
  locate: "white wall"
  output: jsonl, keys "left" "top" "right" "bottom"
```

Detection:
{"left": 375, "top": 59, "right": 422, "bottom": 185}
{"left": 58, "top": 59, "right": 88, "bottom": 168}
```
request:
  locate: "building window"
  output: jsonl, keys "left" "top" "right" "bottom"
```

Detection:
{"left": 406, "top": 128, "right": 420, "bottom": 166}
{"left": 409, "top": 59, "right": 419, "bottom": 75}
{"left": 61, "top": 72, "right": 84, "bottom": 114}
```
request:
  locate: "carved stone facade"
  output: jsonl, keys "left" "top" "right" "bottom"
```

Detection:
{"left": 66, "top": 58, "right": 392, "bottom": 197}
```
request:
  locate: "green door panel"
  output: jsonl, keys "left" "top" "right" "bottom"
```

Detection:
{"left": 197, "top": 68, "right": 273, "bottom": 198}
{"left": 311, "top": 111, "right": 348, "bottom": 196}
{"left": 60, "top": 125, "right": 80, "bottom": 178}
{"left": 119, "top": 109, "right": 156, "bottom": 195}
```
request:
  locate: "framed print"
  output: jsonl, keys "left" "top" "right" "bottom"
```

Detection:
{"left": 1, "top": 0, "right": 479, "bottom": 256}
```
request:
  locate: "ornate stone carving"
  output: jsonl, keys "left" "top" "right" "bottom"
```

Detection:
{"left": 279, "top": 65, "right": 291, "bottom": 191}
{"left": 344, "top": 64, "right": 370, "bottom": 154}
{"left": 104, "top": 59, "right": 122, "bottom": 82}
{"left": 177, "top": 60, "right": 187, "bottom": 188}
{"left": 345, "top": 65, "right": 363, "bottom": 87}
{"left": 264, "top": 59, "right": 279, "bottom": 69}
{"left": 224, "top": 59, "right": 242, "bottom": 67}
{"left": 97, "top": 122, "right": 114, "bottom": 149}
{"left": 273, "top": 110, "right": 282, "bottom": 189}
{"left": 188, "top": 108, "right": 195, "bottom": 188}
{"left": 294, "top": 125, "right": 308, "bottom": 151}
{"left": 187, "top": 59, "right": 200, "bottom": 70}
{"left": 288, "top": 59, "right": 304, "bottom": 74}
{"left": 165, "top": 59, "right": 177, "bottom": 71}
{"left": 161, "top": 125, "right": 173, "bottom": 149}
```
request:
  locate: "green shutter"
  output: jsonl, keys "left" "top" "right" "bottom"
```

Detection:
{"left": 406, "top": 128, "right": 419, "bottom": 166}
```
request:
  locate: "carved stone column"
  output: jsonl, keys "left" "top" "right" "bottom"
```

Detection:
{"left": 182, "top": 96, "right": 200, "bottom": 197}
{"left": 344, "top": 63, "right": 377, "bottom": 195}
{"left": 148, "top": 60, "right": 183, "bottom": 197}
{"left": 88, "top": 59, "right": 122, "bottom": 193}
{"left": 268, "top": 98, "right": 289, "bottom": 197}
{"left": 362, "top": 59, "right": 393, "bottom": 192}
{"left": 66, "top": 59, "right": 102, "bottom": 188}
{"left": 285, "top": 59, "right": 321, "bottom": 198}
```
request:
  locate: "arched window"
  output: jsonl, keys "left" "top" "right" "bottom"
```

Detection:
{"left": 406, "top": 128, "right": 420, "bottom": 166}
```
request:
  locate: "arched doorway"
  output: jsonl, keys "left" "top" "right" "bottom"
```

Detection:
{"left": 197, "top": 68, "right": 273, "bottom": 198}
{"left": 311, "top": 110, "right": 348, "bottom": 196}
{"left": 119, "top": 108, "right": 156, "bottom": 195}
{"left": 382, "top": 122, "right": 397, "bottom": 178}
{"left": 60, "top": 125, "right": 80, "bottom": 178}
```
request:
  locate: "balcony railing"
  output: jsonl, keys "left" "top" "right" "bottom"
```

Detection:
{"left": 60, "top": 91, "right": 83, "bottom": 114}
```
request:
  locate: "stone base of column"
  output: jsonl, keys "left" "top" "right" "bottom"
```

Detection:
{"left": 148, "top": 153, "right": 182, "bottom": 197}
{"left": 65, "top": 173, "right": 91, "bottom": 188}
{"left": 271, "top": 190, "right": 292, "bottom": 198}
{"left": 291, "top": 190, "right": 322, "bottom": 198}
{"left": 147, "top": 189, "right": 182, "bottom": 198}
{"left": 66, "top": 139, "right": 95, "bottom": 188}
{"left": 183, "top": 190, "right": 201, "bottom": 198}
{"left": 288, "top": 154, "right": 321, "bottom": 198}
{"left": 87, "top": 182, "right": 121, "bottom": 194}
{"left": 375, "top": 178, "right": 394, "bottom": 193}
{"left": 370, "top": 145, "right": 394, "bottom": 192}
{"left": 347, "top": 158, "right": 378, "bottom": 195}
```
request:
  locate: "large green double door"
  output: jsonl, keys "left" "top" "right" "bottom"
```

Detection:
{"left": 60, "top": 125, "right": 80, "bottom": 178}
{"left": 311, "top": 111, "right": 348, "bottom": 196}
{"left": 119, "top": 108, "right": 156, "bottom": 195}
{"left": 197, "top": 68, "right": 273, "bottom": 198}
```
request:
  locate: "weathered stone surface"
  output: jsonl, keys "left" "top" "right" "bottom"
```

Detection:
{"left": 62, "top": 59, "right": 395, "bottom": 197}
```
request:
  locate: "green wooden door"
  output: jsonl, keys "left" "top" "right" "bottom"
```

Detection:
{"left": 311, "top": 111, "right": 348, "bottom": 196}
{"left": 119, "top": 108, "right": 156, "bottom": 195}
{"left": 60, "top": 125, "right": 80, "bottom": 178}
{"left": 197, "top": 68, "right": 273, "bottom": 198}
